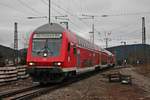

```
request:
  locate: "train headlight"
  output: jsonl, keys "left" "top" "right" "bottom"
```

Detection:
{"left": 29, "top": 62, "right": 35, "bottom": 66}
{"left": 53, "top": 62, "right": 62, "bottom": 66}
{"left": 43, "top": 53, "right": 48, "bottom": 57}
{"left": 57, "top": 62, "right": 61, "bottom": 66}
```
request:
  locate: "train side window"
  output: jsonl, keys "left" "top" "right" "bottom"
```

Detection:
{"left": 73, "top": 46, "right": 77, "bottom": 55}
{"left": 68, "top": 43, "right": 70, "bottom": 52}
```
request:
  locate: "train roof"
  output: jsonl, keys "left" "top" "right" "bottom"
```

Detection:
{"left": 33, "top": 23, "right": 105, "bottom": 52}
{"left": 34, "top": 23, "right": 66, "bottom": 33}
{"left": 102, "top": 49, "right": 113, "bottom": 56}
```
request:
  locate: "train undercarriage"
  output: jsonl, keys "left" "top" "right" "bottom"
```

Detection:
{"left": 28, "top": 67, "right": 78, "bottom": 84}
{"left": 27, "top": 64, "right": 114, "bottom": 84}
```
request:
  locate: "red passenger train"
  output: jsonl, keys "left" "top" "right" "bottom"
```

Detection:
{"left": 27, "top": 23, "right": 115, "bottom": 83}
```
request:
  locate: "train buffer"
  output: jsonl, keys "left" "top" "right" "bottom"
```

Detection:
{"left": 108, "top": 72, "right": 132, "bottom": 85}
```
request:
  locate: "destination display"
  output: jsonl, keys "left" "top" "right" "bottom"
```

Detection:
{"left": 33, "top": 33, "right": 62, "bottom": 39}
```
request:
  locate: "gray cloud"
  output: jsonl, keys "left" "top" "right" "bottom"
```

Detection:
{"left": 0, "top": 0, "right": 150, "bottom": 49}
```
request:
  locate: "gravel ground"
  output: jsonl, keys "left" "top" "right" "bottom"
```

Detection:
{"left": 1, "top": 66, "right": 150, "bottom": 100}
{"left": 120, "top": 66, "right": 150, "bottom": 97}
{"left": 135, "top": 65, "right": 150, "bottom": 77}
{"left": 34, "top": 66, "right": 150, "bottom": 100}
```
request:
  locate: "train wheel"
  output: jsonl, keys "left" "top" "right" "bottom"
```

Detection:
{"left": 95, "top": 66, "right": 100, "bottom": 71}
{"left": 39, "top": 82, "right": 48, "bottom": 86}
{"left": 65, "top": 71, "right": 76, "bottom": 79}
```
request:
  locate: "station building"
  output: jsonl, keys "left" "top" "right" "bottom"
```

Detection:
{"left": 107, "top": 44, "right": 150, "bottom": 65}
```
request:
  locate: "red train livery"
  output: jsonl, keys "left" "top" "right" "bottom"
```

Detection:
{"left": 27, "top": 23, "right": 115, "bottom": 83}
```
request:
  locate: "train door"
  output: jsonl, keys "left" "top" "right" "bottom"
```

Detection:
{"left": 99, "top": 51, "right": 101, "bottom": 66}
{"left": 76, "top": 49, "right": 80, "bottom": 68}
{"left": 73, "top": 45, "right": 80, "bottom": 72}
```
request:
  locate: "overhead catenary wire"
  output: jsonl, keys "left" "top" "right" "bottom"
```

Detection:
{"left": 50, "top": 0, "right": 100, "bottom": 31}
{"left": 4, "top": 0, "right": 149, "bottom": 45}
{"left": 112, "top": 17, "right": 150, "bottom": 35}
{"left": 41, "top": 0, "right": 86, "bottom": 34}
{"left": 41, "top": 0, "right": 48, "bottom": 6}
{"left": 0, "top": 2, "right": 34, "bottom": 16}
{"left": 42, "top": 0, "right": 100, "bottom": 35}
{"left": 69, "top": 20, "right": 86, "bottom": 32}
{"left": 41, "top": 0, "right": 101, "bottom": 36}
{"left": 100, "top": 11, "right": 150, "bottom": 17}
{"left": 71, "top": 0, "right": 83, "bottom": 13}
{"left": 17, "top": 0, "right": 43, "bottom": 16}
{"left": 40, "top": 0, "right": 65, "bottom": 17}
{"left": 44, "top": 0, "right": 149, "bottom": 45}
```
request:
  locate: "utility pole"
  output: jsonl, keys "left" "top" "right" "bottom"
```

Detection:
{"left": 121, "top": 41, "right": 127, "bottom": 65}
{"left": 105, "top": 38, "right": 108, "bottom": 48}
{"left": 104, "top": 32, "right": 111, "bottom": 48}
{"left": 142, "top": 17, "right": 146, "bottom": 44}
{"left": 49, "top": 0, "right": 51, "bottom": 23}
{"left": 92, "top": 17, "right": 94, "bottom": 44}
{"left": 14, "top": 22, "right": 18, "bottom": 65}
{"left": 142, "top": 17, "right": 147, "bottom": 65}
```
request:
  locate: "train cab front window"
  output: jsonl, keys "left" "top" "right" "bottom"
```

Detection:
{"left": 32, "top": 33, "right": 62, "bottom": 57}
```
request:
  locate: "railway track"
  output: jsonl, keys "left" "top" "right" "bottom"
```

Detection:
{"left": 0, "top": 70, "right": 101, "bottom": 100}
{"left": 0, "top": 83, "right": 10, "bottom": 87}
{"left": 0, "top": 66, "right": 128, "bottom": 100}
{"left": 0, "top": 80, "right": 22, "bottom": 87}
{"left": 0, "top": 84, "right": 40, "bottom": 100}
{"left": 2, "top": 85, "right": 63, "bottom": 100}
{"left": 0, "top": 80, "right": 26, "bottom": 88}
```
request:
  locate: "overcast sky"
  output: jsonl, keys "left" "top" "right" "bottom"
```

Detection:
{"left": 0, "top": 0, "right": 150, "bottom": 49}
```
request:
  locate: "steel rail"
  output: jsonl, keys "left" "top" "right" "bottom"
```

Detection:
{"left": 0, "top": 84, "right": 39, "bottom": 99}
